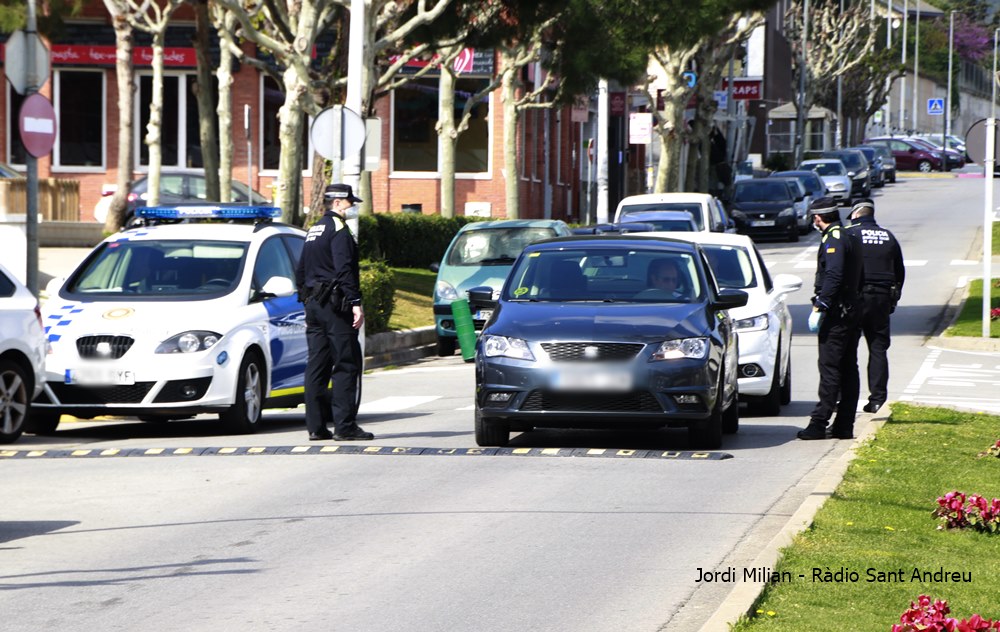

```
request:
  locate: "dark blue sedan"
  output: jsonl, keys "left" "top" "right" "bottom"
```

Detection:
{"left": 472, "top": 235, "right": 747, "bottom": 449}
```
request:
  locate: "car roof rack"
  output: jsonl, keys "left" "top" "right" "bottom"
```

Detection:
{"left": 131, "top": 203, "right": 281, "bottom": 227}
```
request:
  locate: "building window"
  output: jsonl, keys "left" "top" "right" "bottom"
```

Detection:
{"left": 54, "top": 70, "right": 105, "bottom": 168}
{"left": 260, "top": 75, "right": 309, "bottom": 173}
{"left": 391, "top": 77, "right": 490, "bottom": 173}
{"left": 136, "top": 73, "right": 218, "bottom": 169}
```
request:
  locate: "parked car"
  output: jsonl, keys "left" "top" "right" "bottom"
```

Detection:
{"left": 864, "top": 137, "right": 943, "bottom": 173}
{"left": 913, "top": 133, "right": 969, "bottom": 161}
{"left": 0, "top": 262, "right": 46, "bottom": 443}
{"left": 93, "top": 171, "right": 271, "bottom": 224}
{"left": 588, "top": 210, "right": 699, "bottom": 233}
{"left": 728, "top": 178, "right": 804, "bottom": 242}
{"left": 820, "top": 149, "right": 871, "bottom": 197}
{"left": 866, "top": 144, "right": 897, "bottom": 183}
{"left": 431, "top": 219, "right": 572, "bottom": 357}
{"left": 471, "top": 234, "right": 747, "bottom": 448}
{"left": 770, "top": 173, "right": 822, "bottom": 233}
{"left": 798, "top": 159, "right": 853, "bottom": 205}
{"left": 31, "top": 204, "right": 308, "bottom": 435}
{"left": 614, "top": 193, "right": 735, "bottom": 233}
{"left": 904, "top": 137, "right": 965, "bottom": 170}
{"left": 848, "top": 145, "right": 886, "bottom": 188}
{"left": 647, "top": 232, "right": 802, "bottom": 415}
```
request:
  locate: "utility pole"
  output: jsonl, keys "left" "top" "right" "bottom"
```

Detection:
{"left": 25, "top": 0, "right": 40, "bottom": 295}
{"left": 596, "top": 79, "right": 609, "bottom": 223}
{"left": 899, "top": 0, "right": 908, "bottom": 131}
{"left": 344, "top": 0, "right": 364, "bottom": 237}
{"left": 911, "top": 0, "right": 920, "bottom": 133}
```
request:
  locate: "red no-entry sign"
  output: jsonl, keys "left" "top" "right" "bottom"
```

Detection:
{"left": 19, "top": 93, "right": 58, "bottom": 158}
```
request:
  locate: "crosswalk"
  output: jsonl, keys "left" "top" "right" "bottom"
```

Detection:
{"left": 899, "top": 347, "right": 1000, "bottom": 414}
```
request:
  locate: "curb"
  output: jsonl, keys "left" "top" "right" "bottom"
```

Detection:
{"left": 364, "top": 325, "right": 438, "bottom": 370}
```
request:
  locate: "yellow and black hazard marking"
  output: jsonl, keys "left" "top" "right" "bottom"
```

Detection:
{"left": 0, "top": 446, "right": 733, "bottom": 460}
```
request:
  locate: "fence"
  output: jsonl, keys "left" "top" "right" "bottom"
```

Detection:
{"left": 0, "top": 178, "right": 80, "bottom": 221}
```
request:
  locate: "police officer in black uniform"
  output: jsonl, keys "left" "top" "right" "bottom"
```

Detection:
{"left": 295, "top": 183, "right": 372, "bottom": 441}
{"left": 798, "top": 197, "right": 865, "bottom": 440}
{"left": 847, "top": 199, "right": 904, "bottom": 414}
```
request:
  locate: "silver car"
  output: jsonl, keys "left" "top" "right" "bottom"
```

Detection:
{"left": 798, "top": 159, "right": 852, "bottom": 206}
{"left": 0, "top": 262, "right": 46, "bottom": 443}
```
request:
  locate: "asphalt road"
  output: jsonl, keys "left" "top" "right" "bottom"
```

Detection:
{"left": 4, "top": 174, "right": 999, "bottom": 631}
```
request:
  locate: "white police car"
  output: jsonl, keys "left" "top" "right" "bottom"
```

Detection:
{"left": 29, "top": 205, "right": 309, "bottom": 435}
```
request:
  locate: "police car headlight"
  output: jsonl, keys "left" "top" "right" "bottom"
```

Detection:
{"left": 734, "top": 314, "right": 769, "bottom": 332}
{"left": 435, "top": 281, "right": 459, "bottom": 302}
{"left": 778, "top": 207, "right": 795, "bottom": 218}
{"left": 483, "top": 335, "right": 535, "bottom": 361}
{"left": 650, "top": 337, "right": 708, "bottom": 361}
{"left": 156, "top": 331, "right": 223, "bottom": 354}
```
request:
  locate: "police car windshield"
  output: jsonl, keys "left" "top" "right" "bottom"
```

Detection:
{"left": 447, "top": 227, "right": 557, "bottom": 266}
{"left": 66, "top": 240, "right": 248, "bottom": 298}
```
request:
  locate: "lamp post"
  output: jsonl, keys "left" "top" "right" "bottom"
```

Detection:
{"left": 836, "top": 0, "right": 843, "bottom": 147}
{"left": 985, "top": 29, "right": 998, "bottom": 337}
{"left": 885, "top": 0, "right": 892, "bottom": 132}
{"left": 946, "top": 11, "right": 955, "bottom": 138}
{"left": 899, "top": 0, "right": 908, "bottom": 131}
{"left": 911, "top": 0, "right": 920, "bottom": 133}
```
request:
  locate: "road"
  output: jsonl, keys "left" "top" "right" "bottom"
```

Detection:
{"left": 4, "top": 175, "right": 1000, "bottom": 631}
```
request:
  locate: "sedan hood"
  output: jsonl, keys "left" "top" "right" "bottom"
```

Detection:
{"left": 488, "top": 301, "right": 711, "bottom": 343}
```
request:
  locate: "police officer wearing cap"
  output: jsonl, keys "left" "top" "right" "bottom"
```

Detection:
{"left": 798, "top": 196, "right": 865, "bottom": 440}
{"left": 847, "top": 198, "right": 904, "bottom": 414}
{"left": 295, "top": 183, "right": 373, "bottom": 441}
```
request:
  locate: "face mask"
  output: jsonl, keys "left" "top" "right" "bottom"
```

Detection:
{"left": 344, "top": 205, "right": 359, "bottom": 219}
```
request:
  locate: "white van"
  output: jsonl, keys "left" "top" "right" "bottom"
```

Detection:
{"left": 614, "top": 193, "right": 735, "bottom": 233}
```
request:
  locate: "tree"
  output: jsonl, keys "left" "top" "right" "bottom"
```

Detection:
{"left": 190, "top": 0, "right": 220, "bottom": 202}
{"left": 101, "top": 0, "right": 137, "bottom": 232}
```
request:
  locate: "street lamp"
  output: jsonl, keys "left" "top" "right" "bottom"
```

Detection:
{"left": 911, "top": 0, "right": 920, "bottom": 133}
{"left": 899, "top": 0, "right": 908, "bottom": 131}
{"left": 946, "top": 11, "right": 955, "bottom": 138}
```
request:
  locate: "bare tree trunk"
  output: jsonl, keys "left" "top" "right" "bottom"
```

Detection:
{"left": 145, "top": 32, "right": 167, "bottom": 206}
{"left": 501, "top": 63, "right": 519, "bottom": 219}
{"left": 215, "top": 12, "right": 235, "bottom": 203}
{"left": 192, "top": 0, "right": 220, "bottom": 200}
{"left": 276, "top": 67, "right": 305, "bottom": 222}
{"left": 106, "top": 15, "right": 134, "bottom": 232}
{"left": 653, "top": 133, "right": 669, "bottom": 193}
{"left": 437, "top": 50, "right": 458, "bottom": 218}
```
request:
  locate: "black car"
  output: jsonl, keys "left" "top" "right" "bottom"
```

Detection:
{"left": 847, "top": 146, "right": 886, "bottom": 188}
{"left": 472, "top": 234, "right": 747, "bottom": 449}
{"left": 727, "top": 179, "right": 803, "bottom": 242}
{"left": 820, "top": 149, "right": 871, "bottom": 197}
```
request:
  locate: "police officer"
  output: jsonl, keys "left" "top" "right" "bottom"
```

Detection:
{"left": 847, "top": 199, "right": 904, "bottom": 414}
{"left": 295, "top": 183, "right": 373, "bottom": 441}
{"left": 798, "top": 197, "right": 865, "bottom": 440}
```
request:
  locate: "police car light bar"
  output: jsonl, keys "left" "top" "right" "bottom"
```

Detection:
{"left": 137, "top": 205, "right": 282, "bottom": 220}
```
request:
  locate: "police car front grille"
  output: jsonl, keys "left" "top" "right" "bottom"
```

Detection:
{"left": 541, "top": 342, "right": 644, "bottom": 362}
{"left": 520, "top": 390, "right": 662, "bottom": 413}
{"left": 76, "top": 335, "right": 134, "bottom": 360}
{"left": 49, "top": 382, "right": 155, "bottom": 405}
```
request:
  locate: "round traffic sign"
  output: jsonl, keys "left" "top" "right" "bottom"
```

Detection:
{"left": 18, "top": 93, "right": 57, "bottom": 158}
{"left": 311, "top": 106, "right": 366, "bottom": 161}
{"left": 965, "top": 118, "right": 1000, "bottom": 164}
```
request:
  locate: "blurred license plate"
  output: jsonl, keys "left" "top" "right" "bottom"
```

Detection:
{"left": 474, "top": 309, "right": 493, "bottom": 321}
{"left": 552, "top": 368, "right": 632, "bottom": 391}
{"left": 750, "top": 220, "right": 775, "bottom": 227}
{"left": 66, "top": 368, "right": 136, "bottom": 385}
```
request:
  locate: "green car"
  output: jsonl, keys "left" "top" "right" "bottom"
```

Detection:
{"left": 430, "top": 219, "right": 572, "bottom": 356}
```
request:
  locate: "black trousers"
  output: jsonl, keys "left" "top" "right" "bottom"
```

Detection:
{"left": 860, "top": 289, "right": 893, "bottom": 405}
{"left": 808, "top": 308, "right": 861, "bottom": 430}
{"left": 304, "top": 301, "right": 361, "bottom": 435}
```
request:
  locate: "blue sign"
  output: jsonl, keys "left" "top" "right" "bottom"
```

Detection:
{"left": 682, "top": 71, "right": 697, "bottom": 88}
{"left": 928, "top": 98, "right": 945, "bottom": 116}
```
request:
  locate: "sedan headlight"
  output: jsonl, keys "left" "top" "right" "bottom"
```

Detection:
{"left": 734, "top": 314, "right": 769, "bottom": 332}
{"left": 650, "top": 337, "right": 708, "bottom": 361}
{"left": 853, "top": 169, "right": 869, "bottom": 181}
{"left": 435, "top": 280, "right": 459, "bottom": 302}
{"left": 828, "top": 182, "right": 846, "bottom": 191}
{"left": 482, "top": 335, "right": 535, "bottom": 361}
{"left": 778, "top": 207, "right": 795, "bottom": 218}
{"left": 156, "top": 330, "right": 222, "bottom": 354}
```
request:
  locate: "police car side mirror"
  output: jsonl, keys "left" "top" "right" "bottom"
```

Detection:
{"left": 258, "top": 276, "right": 296, "bottom": 300}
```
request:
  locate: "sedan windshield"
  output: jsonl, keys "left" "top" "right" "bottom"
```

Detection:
{"left": 732, "top": 181, "right": 793, "bottom": 203}
{"left": 505, "top": 248, "right": 703, "bottom": 303}
{"left": 805, "top": 162, "right": 846, "bottom": 176}
{"left": 447, "top": 227, "right": 557, "bottom": 266}
{"left": 66, "top": 240, "right": 248, "bottom": 297}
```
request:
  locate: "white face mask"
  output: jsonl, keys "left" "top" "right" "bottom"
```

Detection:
{"left": 344, "top": 204, "right": 359, "bottom": 219}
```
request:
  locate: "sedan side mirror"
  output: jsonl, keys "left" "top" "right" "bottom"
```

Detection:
{"left": 772, "top": 273, "right": 803, "bottom": 295}
{"left": 712, "top": 288, "right": 749, "bottom": 310}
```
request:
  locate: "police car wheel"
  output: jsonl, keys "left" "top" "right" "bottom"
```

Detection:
{"left": 221, "top": 351, "right": 264, "bottom": 434}
{"left": 0, "top": 360, "right": 31, "bottom": 443}
{"left": 24, "top": 410, "right": 61, "bottom": 435}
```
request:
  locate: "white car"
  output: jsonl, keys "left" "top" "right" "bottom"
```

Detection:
{"left": 798, "top": 159, "right": 853, "bottom": 208}
{"left": 649, "top": 232, "right": 802, "bottom": 415}
{"left": 30, "top": 205, "right": 309, "bottom": 435}
{"left": 0, "top": 262, "right": 47, "bottom": 443}
{"left": 614, "top": 193, "right": 735, "bottom": 233}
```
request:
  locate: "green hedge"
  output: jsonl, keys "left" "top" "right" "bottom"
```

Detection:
{"left": 360, "top": 259, "right": 395, "bottom": 334}
{"left": 359, "top": 213, "right": 486, "bottom": 267}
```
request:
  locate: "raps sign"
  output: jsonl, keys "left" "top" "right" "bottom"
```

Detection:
{"left": 719, "top": 79, "right": 763, "bottom": 101}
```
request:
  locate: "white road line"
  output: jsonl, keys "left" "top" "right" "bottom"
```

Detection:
{"left": 957, "top": 275, "right": 968, "bottom": 288}
{"left": 904, "top": 260, "right": 928, "bottom": 267}
{"left": 902, "top": 348, "right": 941, "bottom": 395}
{"left": 794, "top": 261, "right": 817, "bottom": 269}
{"left": 455, "top": 405, "right": 476, "bottom": 411}
{"left": 951, "top": 260, "right": 979, "bottom": 266}
{"left": 359, "top": 396, "right": 441, "bottom": 413}
{"left": 368, "top": 365, "right": 471, "bottom": 376}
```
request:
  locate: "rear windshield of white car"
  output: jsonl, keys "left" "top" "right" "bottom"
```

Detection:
{"left": 505, "top": 248, "right": 703, "bottom": 303}
{"left": 700, "top": 245, "right": 758, "bottom": 290}
{"left": 732, "top": 181, "right": 794, "bottom": 203}
{"left": 65, "top": 240, "right": 249, "bottom": 298}
{"left": 619, "top": 204, "right": 704, "bottom": 230}
{"left": 446, "top": 227, "right": 557, "bottom": 266}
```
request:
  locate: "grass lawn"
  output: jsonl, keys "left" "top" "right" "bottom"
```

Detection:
{"left": 943, "top": 278, "right": 1000, "bottom": 338}
{"left": 387, "top": 267, "right": 436, "bottom": 331}
{"left": 732, "top": 404, "right": 1000, "bottom": 631}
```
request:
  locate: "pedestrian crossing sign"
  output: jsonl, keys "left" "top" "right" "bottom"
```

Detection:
{"left": 928, "top": 98, "right": 945, "bottom": 116}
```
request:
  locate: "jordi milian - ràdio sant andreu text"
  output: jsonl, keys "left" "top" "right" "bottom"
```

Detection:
{"left": 696, "top": 566, "right": 973, "bottom": 584}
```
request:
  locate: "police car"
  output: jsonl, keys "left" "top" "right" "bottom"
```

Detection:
{"left": 29, "top": 205, "right": 309, "bottom": 435}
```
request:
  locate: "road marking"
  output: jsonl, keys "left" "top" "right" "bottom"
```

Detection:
{"left": 904, "top": 260, "right": 927, "bottom": 267}
{"left": 951, "top": 260, "right": 979, "bottom": 266}
{"left": 359, "top": 396, "right": 440, "bottom": 413}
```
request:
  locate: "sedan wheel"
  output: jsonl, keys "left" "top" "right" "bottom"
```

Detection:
{"left": 475, "top": 407, "right": 509, "bottom": 447}
{"left": 689, "top": 378, "right": 724, "bottom": 449}
{"left": 0, "top": 360, "right": 30, "bottom": 443}
{"left": 918, "top": 160, "right": 933, "bottom": 173}
{"left": 780, "top": 355, "right": 792, "bottom": 405}
{"left": 436, "top": 336, "right": 457, "bottom": 357}
{"left": 221, "top": 352, "right": 264, "bottom": 434}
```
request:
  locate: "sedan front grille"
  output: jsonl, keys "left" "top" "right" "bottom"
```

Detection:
{"left": 520, "top": 390, "right": 663, "bottom": 413}
{"left": 541, "top": 342, "right": 644, "bottom": 362}
{"left": 76, "top": 335, "right": 134, "bottom": 360}
{"left": 49, "top": 382, "right": 155, "bottom": 405}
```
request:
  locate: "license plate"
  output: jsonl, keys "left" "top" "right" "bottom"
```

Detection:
{"left": 475, "top": 309, "right": 493, "bottom": 321}
{"left": 551, "top": 367, "right": 632, "bottom": 392}
{"left": 66, "top": 367, "right": 136, "bottom": 385}
{"left": 750, "top": 220, "right": 775, "bottom": 227}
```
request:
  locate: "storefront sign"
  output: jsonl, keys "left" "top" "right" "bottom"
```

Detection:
{"left": 45, "top": 44, "right": 198, "bottom": 67}
{"left": 719, "top": 78, "right": 763, "bottom": 101}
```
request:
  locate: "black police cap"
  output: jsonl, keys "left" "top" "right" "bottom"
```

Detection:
{"left": 808, "top": 196, "right": 840, "bottom": 215}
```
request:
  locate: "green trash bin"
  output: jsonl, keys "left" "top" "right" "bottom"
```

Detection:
{"left": 451, "top": 298, "right": 477, "bottom": 362}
